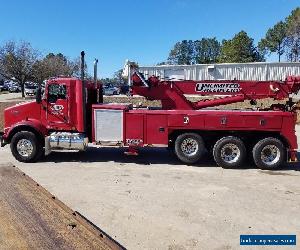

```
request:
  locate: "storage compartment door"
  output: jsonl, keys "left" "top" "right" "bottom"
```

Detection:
{"left": 146, "top": 114, "right": 168, "bottom": 145}
{"left": 94, "top": 109, "right": 123, "bottom": 142}
{"left": 125, "top": 114, "right": 144, "bottom": 145}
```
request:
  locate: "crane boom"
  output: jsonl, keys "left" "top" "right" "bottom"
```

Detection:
{"left": 131, "top": 73, "right": 300, "bottom": 110}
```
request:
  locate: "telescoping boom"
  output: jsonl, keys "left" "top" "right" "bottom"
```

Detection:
{"left": 130, "top": 71, "right": 300, "bottom": 110}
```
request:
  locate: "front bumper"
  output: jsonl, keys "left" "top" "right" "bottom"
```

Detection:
{"left": 25, "top": 92, "right": 36, "bottom": 96}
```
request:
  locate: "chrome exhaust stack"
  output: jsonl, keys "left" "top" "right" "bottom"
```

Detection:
{"left": 80, "top": 51, "right": 86, "bottom": 133}
{"left": 94, "top": 58, "right": 98, "bottom": 86}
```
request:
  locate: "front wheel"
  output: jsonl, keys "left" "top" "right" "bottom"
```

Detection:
{"left": 174, "top": 133, "right": 206, "bottom": 164}
{"left": 252, "top": 137, "right": 285, "bottom": 170}
{"left": 10, "top": 131, "right": 43, "bottom": 162}
{"left": 213, "top": 136, "right": 246, "bottom": 168}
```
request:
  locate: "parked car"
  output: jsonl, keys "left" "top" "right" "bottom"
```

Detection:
{"left": 9, "top": 83, "right": 21, "bottom": 93}
{"left": 1, "top": 84, "right": 9, "bottom": 91}
{"left": 0, "top": 81, "right": 10, "bottom": 91}
{"left": 25, "top": 84, "right": 37, "bottom": 96}
{"left": 5, "top": 80, "right": 15, "bottom": 89}
{"left": 103, "top": 86, "right": 120, "bottom": 95}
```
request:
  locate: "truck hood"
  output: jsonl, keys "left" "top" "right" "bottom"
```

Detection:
{"left": 4, "top": 101, "right": 41, "bottom": 130}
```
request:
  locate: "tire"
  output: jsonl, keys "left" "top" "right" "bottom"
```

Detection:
{"left": 174, "top": 133, "right": 206, "bottom": 164}
{"left": 10, "top": 131, "right": 43, "bottom": 163}
{"left": 252, "top": 137, "right": 286, "bottom": 170}
{"left": 213, "top": 136, "right": 246, "bottom": 169}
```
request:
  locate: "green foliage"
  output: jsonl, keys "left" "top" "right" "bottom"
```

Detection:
{"left": 258, "top": 7, "right": 300, "bottom": 62}
{"left": 33, "top": 53, "right": 80, "bottom": 84}
{"left": 156, "top": 61, "right": 168, "bottom": 65}
{"left": 258, "top": 21, "right": 287, "bottom": 62}
{"left": 166, "top": 33, "right": 262, "bottom": 65}
{"left": 168, "top": 40, "right": 194, "bottom": 65}
{"left": 113, "top": 69, "right": 126, "bottom": 85}
{"left": 218, "top": 31, "right": 264, "bottom": 63}
{"left": 194, "top": 37, "right": 221, "bottom": 64}
{"left": 100, "top": 69, "right": 127, "bottom": 87}
{"left": 285, "top": 7, "right": 300, "bottom": 61}
{"left": 167, "top": 38, "right": 221, "bottom": 65}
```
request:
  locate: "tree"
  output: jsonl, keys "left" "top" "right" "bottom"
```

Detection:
{"left": 0, "top": 41, "right": 40, "bottom": 97}
{"left": 113, "top": 69, "right": 126, "bottom": 86}
{"left": 32, "top": 53, "right": 82, "bottom": 84}
{"left": 168, "top": 40, "right": 194, "bottom": 65}
{"left": 286, "top": 7, "right": 300, "bottom": 62}
{"left": 101, "top": 69, "right": 128, "bottom": 87}
{"left": 69, "top": 56, "right": 88, "bottom": 79}
{"left": 156, "top": 61, "right": 168, "bottom": 65}
{"left": 258, "top": 21, "right": 287, "bottom": 62}
{"left": 218, "top": 31, "right": 264, "bottom": 63}
{"left": 100, "top": 78, "right": 112, "bottom": 85}
{"left": 194, "top": 37, "right": 221, "bottom": 64}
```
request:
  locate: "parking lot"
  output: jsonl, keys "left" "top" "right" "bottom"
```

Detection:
{"left": 0, "top": 127, "right": 299, "bottom": 249}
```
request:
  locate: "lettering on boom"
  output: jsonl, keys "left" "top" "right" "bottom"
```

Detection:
{"left": 195, "top": 83, "right": 241, "bottom": 93}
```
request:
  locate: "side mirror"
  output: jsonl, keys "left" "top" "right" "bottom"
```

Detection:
{"left": 36, "top": 86, "right": 42, "bottom": 104}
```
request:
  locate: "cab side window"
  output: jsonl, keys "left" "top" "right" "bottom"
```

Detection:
{"left": 48, "top": 84, "right": 67, "bottom": 103}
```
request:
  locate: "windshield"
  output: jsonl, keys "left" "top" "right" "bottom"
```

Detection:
{"left": 48, "top": 84, "right": 67, "bottom": 103}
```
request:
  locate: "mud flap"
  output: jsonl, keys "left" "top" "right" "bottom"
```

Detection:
{"left": 288, "top": 149, "right": 298, "bottom": 162}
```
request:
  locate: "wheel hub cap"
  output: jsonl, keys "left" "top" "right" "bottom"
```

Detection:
{"left": 261, "top": 145, "right": 280, "bottom": 165}
{"left": 16, "top": 139, "right": 33, "bottom": 157}
{"left": 181, "top": 138, "right": 198, "bottom": 156}
{"left": 221, "top": 143, "right": 240, "bottom": 163}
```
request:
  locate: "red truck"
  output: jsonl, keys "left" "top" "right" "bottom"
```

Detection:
{"left": 1, "top": 52, "right": 299, "bottom": 169}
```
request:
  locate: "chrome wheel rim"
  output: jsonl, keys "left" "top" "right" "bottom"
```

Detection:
{"left": 17, "top": 139, "right": 33, "bottom": 157}
{"left": 181, "top": 138, "right": 199, "bottom": 157}
{"left": 261, "top": 145, "right": 280, "bottom": 165}
{"left": 221, "top": 143, "right": 240, "bottom": 163}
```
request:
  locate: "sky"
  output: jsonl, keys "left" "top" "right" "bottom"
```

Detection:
{"left": 0, "top": 0, "right": 299, "bottom": 78}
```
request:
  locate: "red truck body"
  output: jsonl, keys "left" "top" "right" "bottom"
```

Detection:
{"left": 1, "top": 65, "right": 300, "bottom": 169}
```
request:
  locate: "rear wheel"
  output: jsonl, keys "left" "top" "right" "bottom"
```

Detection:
{"left": 174, "top": 133, "right": 206, "bottom": 164}
{"left": 252, "top": 137, "right": 285, "bottom": 169}
{"left": 213, "top": 136, "right": 246, "bottom": 168}
{"left": 10, "top": 131, "right": 43, "bottom": 163}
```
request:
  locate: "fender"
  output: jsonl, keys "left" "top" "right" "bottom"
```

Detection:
{"left": 4, "top": 119, "right": 47, "bottom": 142}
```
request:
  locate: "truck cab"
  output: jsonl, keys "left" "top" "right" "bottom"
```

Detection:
{"left": 1, "top": 77, "right": 102, "bottom": 162}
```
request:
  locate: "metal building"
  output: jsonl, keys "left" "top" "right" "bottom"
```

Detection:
{"left": 139, "top": 62, "right": 300, "bottom": 81}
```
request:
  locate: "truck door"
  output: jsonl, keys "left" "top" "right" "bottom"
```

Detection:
{"left": 46, "top": 83, "right": 70, "bottom": 129}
